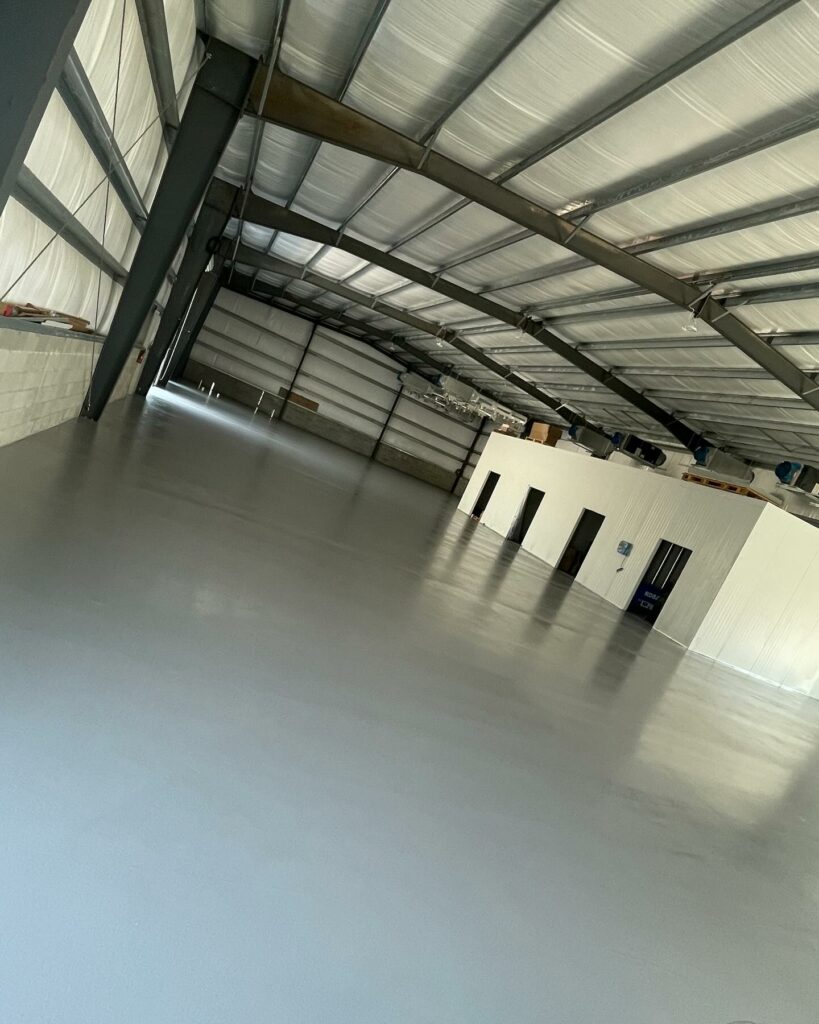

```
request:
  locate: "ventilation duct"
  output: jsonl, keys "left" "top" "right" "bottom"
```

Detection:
{"left": 693, "top": 446, "right": 754, "bottom": 485}
{"left": 439, "top": 375, "right": 476, "bottom": 404}
{"left": 794, "top": 464, "right": 819, "bottom": 494}
{"left": 399, "top": 372, "right": 524, "bottom": 431}
{"left": 568, "top": 425, "right": 614, "bottom": 458}
{"left": 615, "top": 434, "right": 667, "bottom": 469}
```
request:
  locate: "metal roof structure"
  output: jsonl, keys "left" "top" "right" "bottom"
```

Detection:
{"left": 204, "top": 0, "right": 819, "bottom": 466}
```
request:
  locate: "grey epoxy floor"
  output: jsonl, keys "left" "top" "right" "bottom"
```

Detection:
{"left": 1, "top": 385, "right": 818, "bottom": 1024}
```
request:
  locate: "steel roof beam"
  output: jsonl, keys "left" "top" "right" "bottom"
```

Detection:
{"left": 237, "top": 194, "right": 709, "bottom": 448}
{"left": 255, "top": 70, "right": 819, "bottom": 414}
{"left": 232, "top": 0, "right": 293, "bottom": 285}
{"left": 478, "top": 330, "right": 819, "bottom": 355}
{"left": 279, "top": 0, "right": 393, "bottom": 209}
{"left": 134, "top": 0, "right": 180, "bottom": 150}
{"left": 229, "top": 243, "right": 597, "bottom": 427}
{"left": 225, "top": 271, "right": 536, "bottom": 420}
{"left": 223, "top": 275, "right": 424, "bottom": 375}
{"left": 505, "top": 0, "right": 799, "bottom": 179}
{"left": 448, "top": 189, "right": 819, "bottom": 299}
{"left": 416, "top": 229, "right": 819, "bottom": 320}
{"left": 312, "top": 0, "right": 565, "bottom": 274}
{"left": 525, "top": 277, "right": 819, "bottom": 325}
{"left": 468, "top": 363, "right": 787, "bottom": 381}
{"left": 389, "top": 0, "right": 799, "bottom": 253}
{"left": 58, "top": 50, "right": 148, "bottom": 228}
{"left": 249, "top": 0, "right": 391, "bottom": 291}
{"left": 649, "top": 389, "right": 806, "bottom": 409}
{"left": 617, "top": 366, "right": 781, "bottom": 379}
{"left": 416, "top": 93, "right": 819, "bottom": 285}
{"left": 682, "top": 412, "right": 819, "bottom": 438}
{"left": 518, "top": 252, "right": 819, "bottom": 316}
{"left": 572, "top": 332, "right": 819, "bottom": 353}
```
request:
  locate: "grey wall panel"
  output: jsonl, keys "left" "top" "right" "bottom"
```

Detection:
{"left": 383, "top": 395, "right": 478, "bottom": 471}
{"left": 195, "top": 288, "right": 485, "bottom": 481}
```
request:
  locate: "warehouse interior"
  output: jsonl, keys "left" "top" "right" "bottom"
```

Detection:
{"left": 2, "top": 0, "right": 819, "bottom": 1020}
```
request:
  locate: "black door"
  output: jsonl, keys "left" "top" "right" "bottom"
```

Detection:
{"left": 508, "top": 488, "right": 545, "bottom": 543}
{"left": 471, "top": 471, "right": 500, "bottom": 519}
{"left": 557, "top": 509, "right": 605, "bottom": 577}
{"left": 628, "top": 540, "right": 692, "bottom": 625}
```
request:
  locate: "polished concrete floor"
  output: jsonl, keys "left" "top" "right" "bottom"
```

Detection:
{"left": 1, "top": 385, "right": 818, "bottom": 1023}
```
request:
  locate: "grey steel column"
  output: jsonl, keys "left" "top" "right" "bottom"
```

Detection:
{"left": 1, "top": 0, "right": 90, "bottom": 215}
{"left": 136, "top": 178, "right": 238, "bottom": 394}
{"left": 279, "top": 322, "right": 318, "bottom": 414}
{"left": 160, "top": 267, "right": 223, "bottom": 385}
{"left": 450, "top": 416, "right": 487, "bottom": 494}
{"left": 371, "top": 383, "right": 404, "bottom": 459}
{"left": 84, "top": 39, "right": 258, "bottom": 420}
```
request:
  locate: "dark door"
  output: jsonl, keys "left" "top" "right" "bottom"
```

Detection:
{"left": 471, "top": 471, "right": 500, "bottom": 519}
{"left": 557, "top": 509, "right": 605, "bottom": 577}
{"left": 628, "top": 540, "right": 693, "bottom": 625}
{"left": 508, "top": 487, "right": 545, "bottom": 544}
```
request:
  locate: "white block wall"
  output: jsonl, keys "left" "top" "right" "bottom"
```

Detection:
{"left": 460, "top": 434, "right": 766, "bottom": 648}
{"left": 0, "top": 326, "right": 142, "bottom": 448}
{"left": 691, "top": 504, "right": 819, "bottom": 697}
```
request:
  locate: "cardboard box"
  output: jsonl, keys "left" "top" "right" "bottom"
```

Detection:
{"left": 528, "top": 422, "right": 562, "bottom": 446}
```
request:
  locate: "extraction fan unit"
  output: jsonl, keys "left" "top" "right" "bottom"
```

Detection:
{"left": 614, "top": 433, "right": 668, "bottom": 469}
{"left": 693, "top": 446, "right": 754, "bottom": 485}
{"left": 568, "top": 425, "right": 615, "bottom": 458}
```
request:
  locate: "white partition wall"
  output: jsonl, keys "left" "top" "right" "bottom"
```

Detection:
{"left": 691, "top": 505, "right": 819, "bottom": 697}
{"left": 459, "top": 434, "right": 766, "bottom": 648}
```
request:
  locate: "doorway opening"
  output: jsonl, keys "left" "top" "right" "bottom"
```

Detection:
{"left": 628, "top": 540, "right": 692, "bottom": 625}
{"left": 508, "top": 487, "right": 545, "bottom": 544}
{"left": 557, "top": 508, "right": 605, "bottom": 577}
{"left": 471, "top": 471, "right": 500, "bottom": 520}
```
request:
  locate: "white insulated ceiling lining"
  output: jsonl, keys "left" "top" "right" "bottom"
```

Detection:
{"left": 203, "top": 0, "right": 819, "bottom": 463}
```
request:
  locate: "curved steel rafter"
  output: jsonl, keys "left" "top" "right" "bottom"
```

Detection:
{"left": 249, "top": 68, "right": 819, "bottom": 417}
{"left": 225, "top": 270, "right": 568, "bottom": 426}
{"left": 227, "top": 243, "right": 604, "bottom": 428}
{"left": 234, "top": 193, "right": 710, "bottom": 450}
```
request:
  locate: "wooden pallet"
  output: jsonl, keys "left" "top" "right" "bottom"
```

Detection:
{"left": 682, "top": 471, "right": 770, "bottom": 501}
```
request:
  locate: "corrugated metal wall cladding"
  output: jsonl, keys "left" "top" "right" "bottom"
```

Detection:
{"left": 199, "top": 289, "right": 479, "bottom": 468}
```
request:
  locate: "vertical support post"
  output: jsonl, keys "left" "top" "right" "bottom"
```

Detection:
{"left": 279, "top": 321, "right": 318, "bottom": 416}
{"left": 136, "top": 179, "right": 238, "bottom": 394}
{"left": 451, "top": 416, "right": 488, "bottom": 493}
{"left": 371, "top": 382, "right": 404, "bottom": 460}
{"left": 1, "top": 0, "right": 91, "bottom": 215}
{"left": 159, "top": 266, "right": 223, "bottom": 385}
{"left": 83, "top": 39, "right": 258, "bottom": 420}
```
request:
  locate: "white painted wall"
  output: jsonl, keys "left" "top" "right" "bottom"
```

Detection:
{"left": 0, "top": 326, "right": 141, "bottom": 448}
{"left": 460, "top": 434, "right": 766, "bottom": 647}
{"left": 691, "top": 504, "right": 819, "bottom": 697}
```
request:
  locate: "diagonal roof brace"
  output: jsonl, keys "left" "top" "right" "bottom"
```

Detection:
{"left": 252, "top": 69, "right": 819, "bottom": 415}
{"left": 237, "top": 193, "right": 709, "bottom": 450}
{"left": 225, "top": 270, "right": 553, "bottom": 423}
{"left": 226, "top": 242, "right": 599, "bottom": 431}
